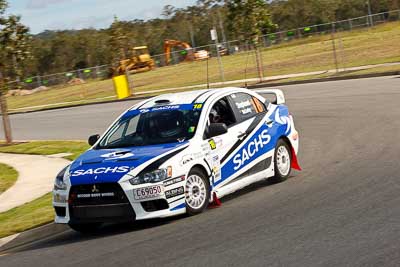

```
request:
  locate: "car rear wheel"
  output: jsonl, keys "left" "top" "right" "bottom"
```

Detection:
{"left": 270, "top": 139, "right": 292, "bottom": 183}
{"left": 185, "top": 168, "right": 210, "bottom": 215}
{"left": 68, "top": 222, "right": 102, "bottom": 233}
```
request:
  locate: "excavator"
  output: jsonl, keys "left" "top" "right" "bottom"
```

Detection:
{"left": 163, "top": 39, "right": 209, "bottom": 65}
{"left": 112, "top": 46, "right": 155, "bottom": 76}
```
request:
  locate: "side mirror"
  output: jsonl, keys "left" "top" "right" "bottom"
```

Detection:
{"left": 88, "top": 134, "right": 100, "bottom": 146}
{"left": 205, "top": 123, "right": 228, "bottom": 139}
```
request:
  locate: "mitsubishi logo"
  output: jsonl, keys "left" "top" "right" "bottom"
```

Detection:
{"left": 91, "top": 185, "right": 100, "bottom": 193}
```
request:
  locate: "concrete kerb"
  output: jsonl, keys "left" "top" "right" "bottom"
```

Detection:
{"left": 0, "top": 223, "right": 69, "bottom": 253}
{"left": 4, "top": 70, "right": 399, "bottom": 116}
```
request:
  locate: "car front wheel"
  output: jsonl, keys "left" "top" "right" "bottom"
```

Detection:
{"left": 185, "top": 168, "right": 210, "bottom": 215}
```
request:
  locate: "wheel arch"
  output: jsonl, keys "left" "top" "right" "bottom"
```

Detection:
{"left": 189, "top": 164, "right": 210, "bottom": 180}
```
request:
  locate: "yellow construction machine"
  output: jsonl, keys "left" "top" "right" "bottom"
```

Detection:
{"left": 112, "top": 46, "right": 155, "bottom": 76}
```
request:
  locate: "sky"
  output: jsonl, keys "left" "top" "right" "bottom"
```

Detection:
{"left": 7, "top": 0, "right": 197, "bottom": 34}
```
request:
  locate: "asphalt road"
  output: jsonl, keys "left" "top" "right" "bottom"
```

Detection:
{"left": 0, "top": 100, "right": 138, "bottom": 140}
{"left": 1, "top": 76, "right": 400, "bottom": 266}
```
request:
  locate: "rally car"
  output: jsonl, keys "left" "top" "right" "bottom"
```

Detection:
{"left": 53, "top": 87, "right": 300, "bottom": 232}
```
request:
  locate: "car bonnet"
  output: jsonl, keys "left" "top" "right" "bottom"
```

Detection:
{"left": 69, "top": 142, "right": 188, "bottom": 185}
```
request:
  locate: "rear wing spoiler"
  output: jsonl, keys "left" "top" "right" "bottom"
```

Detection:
{"left": 254, "top": 89, "right": 285, "bottom": 105}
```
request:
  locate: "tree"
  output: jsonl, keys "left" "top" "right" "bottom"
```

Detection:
{"left": 227, "top": 0, "right": 276, "bottom": 81}
{"left": 0, "top": 0, "right": 31, "bottom": 143}
{"left": 227, "top": 0, "right": 276, "bottom": 42}
{"left": 108, "top": 16, "right": 131, "bottom": 64}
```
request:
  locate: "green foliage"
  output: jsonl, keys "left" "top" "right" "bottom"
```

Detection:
{"left": 0, "top": 0, "right": 6, "bottom": 15}
{"left": 269, "top": 0, "right": 400, "bottom": 30}
{"left": 227, "top": 0, "right": 277, "bottom": 42}
{"left": 29, "top": 29, "right": 110, "bottom": 75}
{"left": 0, "top": 0, "right": 31, "bottom": 91}
{"left": 0, "top": 162, "right": 18, "bottom": 193}
{"left": 108, "top": 16, "right": 132, "bottom": 64}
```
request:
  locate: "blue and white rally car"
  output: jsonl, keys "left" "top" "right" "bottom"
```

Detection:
{"left": 53, "top": 87, "right": 300, "bottom": 232}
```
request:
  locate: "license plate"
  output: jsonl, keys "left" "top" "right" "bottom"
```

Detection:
{"left": 133, "top": 185, "right": 164, "bottom": 200}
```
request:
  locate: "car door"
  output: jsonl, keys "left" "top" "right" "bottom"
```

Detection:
{"left": 202, "top": 93, "right": 265, "bottom": 189}
{"left": 217, "top": 92, "right": 270, "bottom": 186}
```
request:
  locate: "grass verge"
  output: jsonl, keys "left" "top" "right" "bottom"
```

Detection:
{"left": 0, "top": 164, "right": 18, "bottom": 194}
{"left": 0, "top": 141, "right": 90, "bottom": 238}
{"left": 0, "top": 193, "right": 53, "bottom": 238}
{"left": 0, "top": 141, "right": 90, "bottom": 161}
{"left": 268, "top": 63, "right": 400, "bottom": 84}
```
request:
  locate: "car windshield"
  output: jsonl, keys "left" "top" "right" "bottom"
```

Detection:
{"left": 97, "top": 104, "right": 202, "bottom": 149}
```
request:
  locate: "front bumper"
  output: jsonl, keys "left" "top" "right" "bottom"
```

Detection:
{"left": 53, "top": 178, "right": 187, "bottom": 224}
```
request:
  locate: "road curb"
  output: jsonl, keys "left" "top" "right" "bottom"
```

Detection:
{"left": 6, "top": 70, "right": 400, "bottom": 116}
{"left": 0, "top": 223, "right": 68, "bottom": 253}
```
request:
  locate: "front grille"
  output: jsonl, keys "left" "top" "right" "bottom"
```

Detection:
{"left": 69, "top": 183, "right": 128, "bottom": 206}
{"left": 69, "top": 183, "right": 135, "bottom": 223}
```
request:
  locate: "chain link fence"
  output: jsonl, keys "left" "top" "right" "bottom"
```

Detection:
{"left": 5, "top": 9, "right": 400, "bottom": 96}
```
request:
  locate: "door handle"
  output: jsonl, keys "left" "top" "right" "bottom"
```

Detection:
{"left": 237, "top": 132, "right": 247, "bottom": 139}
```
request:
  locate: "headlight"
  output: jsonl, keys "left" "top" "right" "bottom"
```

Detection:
{"left": 129, "top": 167, "right": 172, "bottom": 185}
{"left": 54, "top": 165, "right": 70, "bottom": 190}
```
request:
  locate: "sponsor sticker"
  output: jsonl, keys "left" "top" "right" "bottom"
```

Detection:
{"left": 201, "top": 143, "right": 210, "bottom": 152}
{"left": 214, "top": 137, "right": 223, "bottom": 147}
{"left": 77, "top": 192, "right": 115, "bottom": 198}
{"left": 209, "top": 139, "right": 216, "bottom": 150}
{"left": 164, "top": 176, "right": 185, "bottom": 187}
{"left": 232, "top": 129, "right": 271, "bottom": 170}
{"left": 71, "top": 166, "right": 130, "bottom": 177}
{"left": 151, "top": 105, "right": 180, "bottom": 112}
{"left": 165, "top": 186, "right": 184, "bottom": 199}
{"left": 100, "top": 152, "right": 135, "bottom": 160}
{"left": 181, "top": 155, "right": 193, "bottom": 166}
{"left": 212, "top": 155, "right": 221, "bottom": 183}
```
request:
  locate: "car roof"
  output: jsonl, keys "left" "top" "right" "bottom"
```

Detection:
{"left": 132, "top": 87, "right": 247, "bottom": 110}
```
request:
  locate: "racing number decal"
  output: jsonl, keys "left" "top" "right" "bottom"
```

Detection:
{"left": 193, "top": 103, "right": 203, "bottom": 109}
{"left": 252, "top": 97, "right": 265, "bottom": 113}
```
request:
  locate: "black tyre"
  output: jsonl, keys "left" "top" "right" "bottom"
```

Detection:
{"left": 270, "top": 139, "right": 292, "bottom": 183}
{"left": 68, "top": 223, "right": 102, "bottom": 233}
{"left": 185, "top": 167, "right": 210, "bottom": 215}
